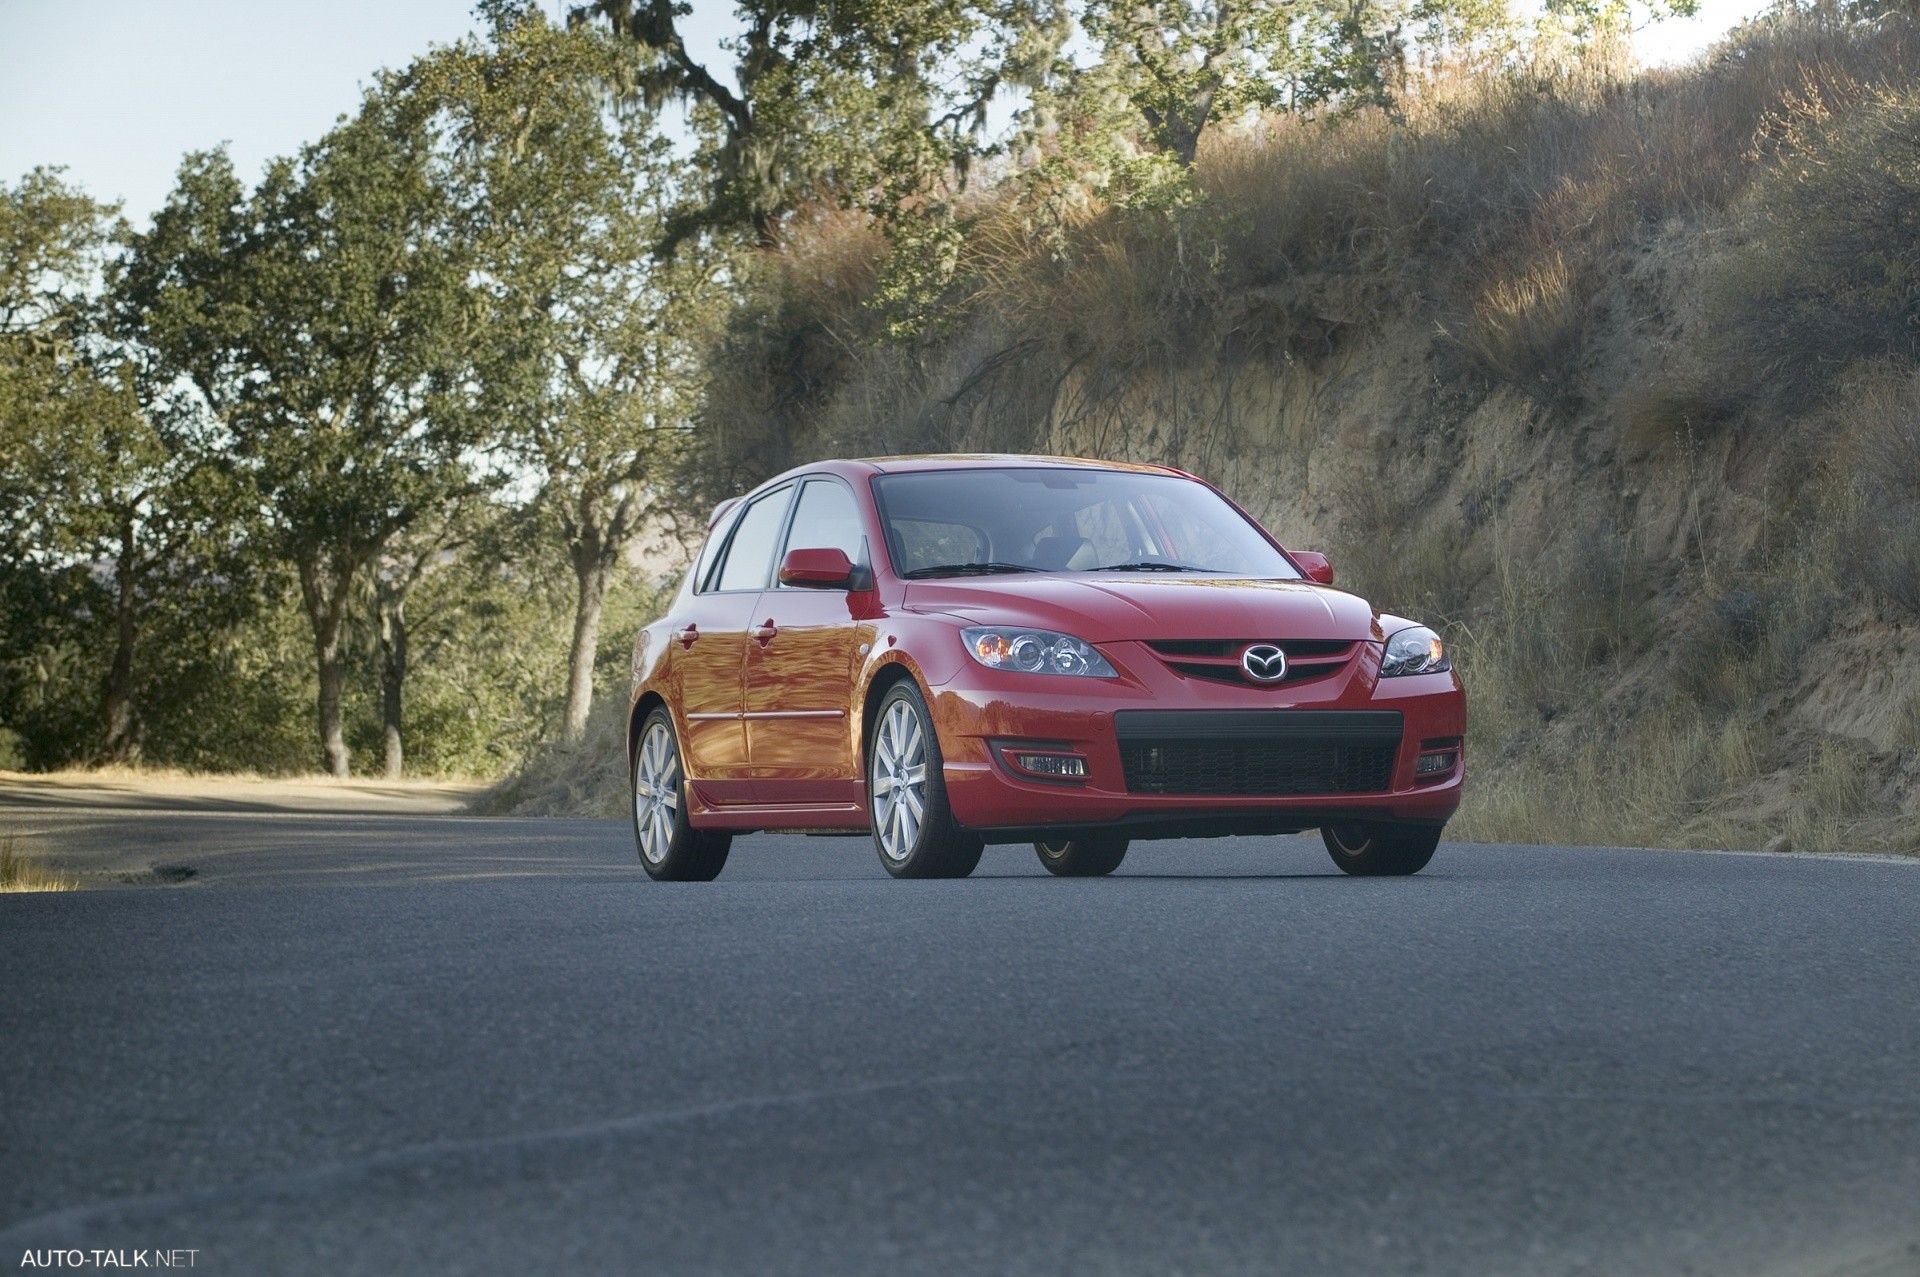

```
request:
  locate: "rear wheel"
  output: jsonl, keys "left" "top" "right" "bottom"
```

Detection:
{"left": 868, "top": 682, "right": 982, "bottom": 879}
{"left": 1034, "top": 836, "right": 1129, "bottom": 877}
{"left": 633, "top": 709, "right": 730, "bottom": 881}
{"left": 1322, "top": 823, "right": 1439, "bottom": 877}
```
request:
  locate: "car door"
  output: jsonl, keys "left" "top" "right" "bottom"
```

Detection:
{"left": 669, "top": 483, "right": 796, "bottom": 805}
{"left": 743, "top": 476, "right": 872, "bottom": 806}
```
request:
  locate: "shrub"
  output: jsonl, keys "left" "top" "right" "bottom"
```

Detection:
{"left": 1714, "top": 80, "right": 1920, "bottom": 403}
{"left": 1837, "top": 363, "right": 1920, "bottom": 616}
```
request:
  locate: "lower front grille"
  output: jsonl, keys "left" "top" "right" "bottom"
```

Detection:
{"left": 1114, "top": 710, "right": 1402, "bottom": 796}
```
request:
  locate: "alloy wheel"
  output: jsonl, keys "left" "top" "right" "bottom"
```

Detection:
{"left": 871, "top": 699, "right": 930, "bottom": 863}
{"left": 634, "top": 719, "right": 681, "bottom": 866}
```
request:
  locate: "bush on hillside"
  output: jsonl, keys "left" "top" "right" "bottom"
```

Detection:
{"left": 1715, "top": 82, "right": 1920, "bottom": 403}
{"left": 1839, "top": 364, "right": 1920, "bottom": 617}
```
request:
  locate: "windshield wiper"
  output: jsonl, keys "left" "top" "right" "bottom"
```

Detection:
{"left": 1098, "top": 561, "right": 1215, "bottom": 573}
{"left": 902, "top": 561, "right": 1044, "bottom": 579}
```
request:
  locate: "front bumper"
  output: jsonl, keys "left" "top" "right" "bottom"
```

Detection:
{"left": 927, "top": 639, "right": 1465, "bottom": 843}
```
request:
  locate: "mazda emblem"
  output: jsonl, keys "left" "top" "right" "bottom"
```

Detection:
{"left": 1241, "top": 643, "right": 1288, "bottom": 683}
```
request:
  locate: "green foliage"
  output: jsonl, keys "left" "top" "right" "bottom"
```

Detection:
{"left": 0, "top": 169, "right": 120, "bottom": 560}
{"left": 1542, "top": 0, "right": 1698, "bottom": 44}
{"left": 414, "top": 9, "right": 730, "bottom": 740}
{"left": 119, "top": 80, "right": 489, "bottom": 775}
{"left": 580, "top": 0, "right": 1070, "bottom": 249}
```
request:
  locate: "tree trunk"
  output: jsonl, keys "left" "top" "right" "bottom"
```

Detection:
{"left": 299, "top": 552, "right": 355, "bottom": 779}
{"left": 562, "top": 511, "right": 615, "bottom": 745}
{"left": 100, "top": 516, "right": 142, "bottom": 764}
{"left": 377, "top": 579, "right": 408, "bottom": 780}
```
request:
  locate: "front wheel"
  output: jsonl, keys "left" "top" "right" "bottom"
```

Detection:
{"left": 868, "top": 682, "right": 982, "bottom": 879}
{"left": 633, "top": 709, "right": 731, "bottom": 881}
{"left": 1322, "top": 823, "right": 1440, "bottom": 877}
{"left": 1034, "top": 836, "right": 1129, "bottom": 877}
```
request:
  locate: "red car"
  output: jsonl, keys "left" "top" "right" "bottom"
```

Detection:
{"left": 627, "top": 456, "right": 1464, "bottom": 881}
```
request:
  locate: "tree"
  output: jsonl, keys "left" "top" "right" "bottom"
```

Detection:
{"left": 0, "top": 169, "right": 237, "bottom": 764}
{"left": 121, "top": 95, "right": 485, "bottom": 777}
{"left": 366, "top": 494, "right": 486, "bottom": 779}
{"left": 418, "top": 8, "right": 728, "bottom": 742}
{"left": 1, "top": 170, "right": 118, "bottom": 571}
{"left": 1076, "top": 2, "right": 1309, "bottom": 168}
{"left": 576, "top": 0, "right": 1069, "bottom": 253}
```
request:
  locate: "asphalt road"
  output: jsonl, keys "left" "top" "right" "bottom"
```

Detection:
{"left": 2, "top": 813, "right": 1918, "bottom": 1276}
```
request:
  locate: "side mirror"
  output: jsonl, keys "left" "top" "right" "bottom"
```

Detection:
{"left": 1291, "top": 550, "right": 1334, "bottom": 585}
{"left": 778, "top": 546, "right": 855, "bottom": 589}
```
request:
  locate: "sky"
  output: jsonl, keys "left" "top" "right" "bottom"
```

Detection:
{"left": 1, "top": 0, "right": 1770, "bottom": 230}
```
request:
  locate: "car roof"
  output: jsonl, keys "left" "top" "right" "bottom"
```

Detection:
{"left": 857, "top": 453, "right": 1181, "bottom": 476}
{"left": 749, "top": 455, "right": 1187, "bottom": 489}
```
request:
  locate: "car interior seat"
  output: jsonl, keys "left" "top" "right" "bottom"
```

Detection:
{"left": 1029, "top": 535, "right": 1098, "bottom": 571}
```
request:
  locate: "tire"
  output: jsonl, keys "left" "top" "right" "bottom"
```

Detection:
{"left": 868, "top": 681, "right": 983, "bottom": 879}
{"left": 632, "top": 708, "right": 731, "bottom": 881}
{"left": 1034, "top": 836, "right": 1129, "bottom": 877}
{"left": 1321, "top": 822, "right": 1440, "bottom": 877}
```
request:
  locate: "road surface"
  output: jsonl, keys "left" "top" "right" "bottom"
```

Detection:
{"left": 2, "top": 808, "right": 1917, "bottom": 1275}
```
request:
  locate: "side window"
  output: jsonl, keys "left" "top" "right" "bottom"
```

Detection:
{"left": 709, "top": 486, "right": 794, "bottom": 592}
{"left": 780, "top": 479, "right": 865, "bottom": 571}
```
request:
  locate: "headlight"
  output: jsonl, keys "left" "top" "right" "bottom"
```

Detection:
{"left": 961, "top": 626, "right": 1116, "bottom": 677}
{"left": 1381, "top": 625, "right": 1450, "bottom": 676}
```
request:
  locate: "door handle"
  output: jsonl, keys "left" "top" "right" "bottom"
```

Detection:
{"left": 673, "top": 624, "right": 699, "bottom": 649}
{"left": 750, "top": 619, "right": 778, "bottom": 645}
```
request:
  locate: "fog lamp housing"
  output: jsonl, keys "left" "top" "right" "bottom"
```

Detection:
{"left": 1013, "top": 753, "right": 1087, "bottom": 777}
{"left": 993, "top": 742, "right": 1090, "bottom": 784}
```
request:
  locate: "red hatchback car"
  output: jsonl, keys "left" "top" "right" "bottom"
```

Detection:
{"left": 627, "top": 456, "right": 1464, "bottom": 881}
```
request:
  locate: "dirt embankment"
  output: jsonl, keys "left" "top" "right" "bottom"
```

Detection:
{"left": 641, "top": 17, "right": 1920, "bottom": 853}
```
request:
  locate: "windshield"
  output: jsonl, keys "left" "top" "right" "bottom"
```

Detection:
{"left": 870, "top": 467, "right": 1300, "bottom": 580}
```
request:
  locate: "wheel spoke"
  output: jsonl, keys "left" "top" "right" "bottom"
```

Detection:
{"left": 879, "top": 799, "right": 897, "bottom": 856}
{"left": 636, "top": 722, "right": 685, "bottom": 866}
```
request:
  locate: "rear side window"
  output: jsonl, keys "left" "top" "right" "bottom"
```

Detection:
{"left": 708, "top": 485, "right": 793, "bottom": 592}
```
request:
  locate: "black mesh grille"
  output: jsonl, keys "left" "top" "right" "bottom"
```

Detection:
{"left": 1114, "top": 710, "right": 1402, "bottom": 796}
{"left": 1119, "top": 740, "right": 1396, "bottom": 795}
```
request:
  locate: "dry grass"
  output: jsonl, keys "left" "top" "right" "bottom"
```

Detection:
{"left": 1453, "top": 250, "right": 1584, "bottom": 406}
{"left": 1450, "top": 705, "right": 1769, "bottom": 850}
{"left": 0, "top": 832, "right": 79, "bottom": 893}
{"left": 1782, "top": 741, "right": 1877, "bottom": 854}
{"left": 483, "top": 688, "right": 631, "bottom": 817}
{"left": 1834, "top": 364, "right": 1920, "bottom": 618}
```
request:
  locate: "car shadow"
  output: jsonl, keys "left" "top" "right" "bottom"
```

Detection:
{"left": 965, "top": 870, "right": 1355, "bottom": 880}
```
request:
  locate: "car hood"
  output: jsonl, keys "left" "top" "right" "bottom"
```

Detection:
{"left": 901, "top": 575, "right": 1383, "bottom": 643}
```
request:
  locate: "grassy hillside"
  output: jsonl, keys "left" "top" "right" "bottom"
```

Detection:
{"left": 514, "top": 12, "right": 1920, "bottom": 851}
